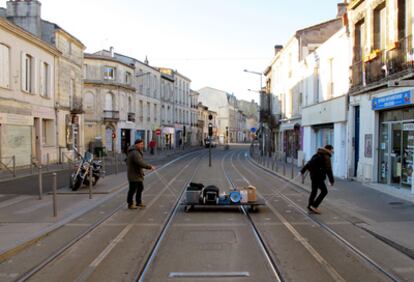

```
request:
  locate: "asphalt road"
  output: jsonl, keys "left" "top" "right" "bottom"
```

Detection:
{"left": 0, "top": 146, "right": 413, "bottom": 281}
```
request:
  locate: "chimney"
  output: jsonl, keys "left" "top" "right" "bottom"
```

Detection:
{"left": 6, "top": 0, "right": 42, "bottom": 38}
{"left": 144, "top": 55, "right": 149, "bottom": 65}
{"left": 337, "top": 2, "right": 347, "bottom": 18}
{"left": 109, "top": 46, "right": 114, "bottom": 57}
{"left": 274, "top": 45, "right": 283, "bottom": 55}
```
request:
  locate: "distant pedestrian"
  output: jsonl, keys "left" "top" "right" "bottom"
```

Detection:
{"left": 126, "top": 139, "right": 155, "bottom": 209}
{"left": 300, "top": 145, "right": 334, "bottom": 214}
{"left": 149, "top": 139, "right": 156, "bottom": 155}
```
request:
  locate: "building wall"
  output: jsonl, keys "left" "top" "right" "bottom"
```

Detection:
{"left": 0, "top": 18, "right": 58, "bottom": 166}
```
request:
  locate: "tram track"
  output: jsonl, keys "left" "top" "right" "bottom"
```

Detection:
{"left": 234, "top": 148, "right": 405, "bottom": 281}
{"left": 13, "top": 150, "right": 203, "bottom": 282}
{"left": 221, "top": 150, "right": 284, "bottom": 282}
{"left": 134, "top": 151, "right": 208, "bottom": 281}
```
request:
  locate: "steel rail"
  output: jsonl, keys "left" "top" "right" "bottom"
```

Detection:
{"left": 244, "top": 149, "right": 401, "bottom": 282}
{"left": 135, "top": 150, "right": 218, "bottom": 282}
{"left": 15, "top": 150, "right": 201, "bottom": 282}
{"left": 221, "top": 150, "right": 284, "bottom": 282}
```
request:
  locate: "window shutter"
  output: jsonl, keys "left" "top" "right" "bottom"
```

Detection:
{"left": 21, "top": 52, "right": 26, "bottom": 91}
{"left": 33, "top": 58, "right": 38, "bottom": 94}
{"left": 0, "top": 45, "right": 4, "bottom": 87}
{"left": 4, "top": 46, "right": 9, "bottom": 88}
{"left": 39, "top": 60, "right": 44, "bottom": 96}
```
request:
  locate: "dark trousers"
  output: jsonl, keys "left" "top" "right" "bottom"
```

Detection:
{"left": 308, "top": 179, "right": 328, "bottom": 208}
{"left": 127, "top": 181, "right": 144, "bottom": 205}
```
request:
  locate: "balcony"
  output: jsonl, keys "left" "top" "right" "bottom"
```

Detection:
{"left": 386, "top": 35, "right": 414, "bottom": 76}
{"left": 70, "top": 96, "right": 84, "bottom": 114}
{"left": 351, "top": 35, "right": 414, "bottom": 94}
{"left": 365, "top": 51, "right": 386, "bottom": 84}
{"left": 103, "top": 110, "right": 120, "bottom": 121}
{"left": 127, "top": 112, "right": 135, "bottom": 122}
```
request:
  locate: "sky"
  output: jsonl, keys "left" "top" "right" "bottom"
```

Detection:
{"left": 0, "top": 0, "right": 340, "bottom": 103}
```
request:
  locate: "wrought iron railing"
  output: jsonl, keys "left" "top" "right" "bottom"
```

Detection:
{"left": 103, "top": 110, "right": 120, "bottom": 120}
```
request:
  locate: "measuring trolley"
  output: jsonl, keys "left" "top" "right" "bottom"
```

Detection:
{"left": 181, "top": 183, "right": 265, "bottom": 212}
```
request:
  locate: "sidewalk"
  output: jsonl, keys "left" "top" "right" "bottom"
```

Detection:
{"left": 252, "top": 153, "right": 414, "bottom": 257}
{"left": 0, "top": 146, "right": 201, "bottom": 261}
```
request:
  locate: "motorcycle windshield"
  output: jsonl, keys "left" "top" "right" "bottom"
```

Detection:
{"left": 84, "top": 152, "right": 93, "bottom": 162}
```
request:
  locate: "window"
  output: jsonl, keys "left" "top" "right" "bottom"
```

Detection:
{"left": 147, "top": 102, "right": 151, "bottom": 121}
{"left": 125, "top": 71, "right": 131, "bottom": 84}
{"left": 374, "top": 3, "right": 386, "bottom": 50}
{"left": 105, "top": 93, "right": 114, "bottom": 111}
{"left": 84, "top": 92, "right": 95, "bottom": 111}
{"left": 128, "top": 96, "right": 133, "bottom": 112}
{"left": 104, "top": 66, "right": 115, "bottom": 80}
{"left": 41, "top": 62, "right": 49, "bottom": 97}
{"left": 42, "top": 119, "right": 54, "bottom": 145}
{"left": 22, "top": 53, "right": 34, "bottom": 93}
{"left": 0, "top": 44, "right": 10, "bottom": 88}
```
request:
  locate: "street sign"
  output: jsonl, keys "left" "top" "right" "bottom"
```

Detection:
{"left": 155, "top": 128, "right": 161, "bottom": 136}
{"left": 251, "top": 127, "right": 257, "bottom": 133}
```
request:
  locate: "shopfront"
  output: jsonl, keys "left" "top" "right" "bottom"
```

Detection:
{"left": 373, "top": 90, "right": 414, "bottom": 190}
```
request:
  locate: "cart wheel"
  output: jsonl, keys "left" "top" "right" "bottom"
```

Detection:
{"left": 184, "top": 206, "right": 190, "bottom": 212}
{"left": 251, "top": 205, "right": 257, "bottom": 213}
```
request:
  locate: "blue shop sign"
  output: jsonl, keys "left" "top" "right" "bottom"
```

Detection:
{"left": 372, "top": 90, "right": 414, "bottom": 110}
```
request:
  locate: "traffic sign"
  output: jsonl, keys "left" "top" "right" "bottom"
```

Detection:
{"left": 251, "top": 127, "right": 257, "bottom": 133}
{"left": 155, "top": 128, "right": 161, "bottom": 136}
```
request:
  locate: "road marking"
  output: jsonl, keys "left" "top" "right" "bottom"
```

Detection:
{"left": 233, "top": 152, "right": 346, "bottom": 282}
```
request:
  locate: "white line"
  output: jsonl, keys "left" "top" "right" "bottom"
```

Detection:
{"left": 89, "top": 224, "right": 133, "bottom": 267}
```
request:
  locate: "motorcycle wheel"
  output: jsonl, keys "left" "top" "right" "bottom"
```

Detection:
{"left": 72, "top": 176, "right": 83, "bottom": 191}
{"left": 93, "top": 176, "right": 100, "bottom": 186}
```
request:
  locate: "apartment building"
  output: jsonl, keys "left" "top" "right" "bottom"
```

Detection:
{"left": 348, "top": 0, "right": 414, "bottom": 193}
{"left": 0, "top": 0, "right": 85, "bottom": 166}
{"left": 113, "top": 54, "right": 161, "bottom": 150}
{"left": 0, "top": 16, "right": 59, "bottom": 167}
{"left": 301, "top": 26, "right": 351, "bottom": 178}
{"left": 266, "top": 5, "right": 345, "bottom": 164}
{"left": 83, "top": 50, "right": 136, "bottom": 154}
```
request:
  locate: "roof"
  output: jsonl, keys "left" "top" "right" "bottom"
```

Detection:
{"left": 0, "top": 17, "right": 60, "bottom": 56}
{"left": 84, "top": 53, "right": 136, "bottom": 69}
{"left": 41, "top": 20, "right": 86, "bottom": 49}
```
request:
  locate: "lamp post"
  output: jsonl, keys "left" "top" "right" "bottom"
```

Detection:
{"left": 244, "top": 69, "right": 265, "bottom": 156}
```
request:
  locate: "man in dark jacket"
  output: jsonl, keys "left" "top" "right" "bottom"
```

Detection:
{"left": 126, "top": 139, "right": 155, "bottom": 209}
{"left": 301, "top": 145, "right": 334, "bottom": 214}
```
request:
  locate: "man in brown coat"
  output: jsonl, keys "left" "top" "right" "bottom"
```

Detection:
{"left": 301, "top": 144, "right": 334, "bottom": 214}
{"left": 126, "top": 139, "right": 155, "bottom": 209}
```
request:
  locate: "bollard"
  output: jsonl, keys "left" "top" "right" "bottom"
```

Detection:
{"left": 52, "top": 172, "right": 57, "bottom": 217}
{"left": 89, "top": 166, "right": 93, "bottom": 199}
{"left": 12, "top": 155, "right": 16, "bottom": 177}
{"left": 283, "top": 161, "right": 286, "bottom": 176}
{"left": 99, "top": 151, "right": 105, "bottom": 178}
{"left": 31, "top": 155, "right": 34, "bottom": 174}
{"left": 38, "top": 165, "right": 43, "bottom": 200}
{"left": 301, "top": 159, "right": 305, "bottom": 184}
{"left": 115, "top": 153, "right": 119, "bottom": 174}
{"left": 46, "top": 153, "right": 50, "bottom": 171}
{"left": 291, "top": 160, "right": 294, "bottom": 179}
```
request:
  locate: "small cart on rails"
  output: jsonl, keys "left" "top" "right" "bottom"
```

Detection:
{"left": 181, "top": 183, "right": 265, "bottom": 213}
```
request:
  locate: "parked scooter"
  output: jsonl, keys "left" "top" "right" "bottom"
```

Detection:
{"left": 69, "top": 150, "right": 103, "bottom": 191}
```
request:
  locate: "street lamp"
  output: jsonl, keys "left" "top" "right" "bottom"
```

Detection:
{"left": 244, "top": 69, "right": 265, "bottom": 156}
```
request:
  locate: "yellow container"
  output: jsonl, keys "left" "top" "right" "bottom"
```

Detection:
{"left": 246, "top": 185, "right": 257, "bottom": 202}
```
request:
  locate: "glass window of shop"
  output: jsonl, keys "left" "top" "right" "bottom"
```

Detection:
{"left": 379, "top": 107, "right": 414, "bottom": 188}
{"left": 314, "top": 126, "right": 334, "bottom": 149}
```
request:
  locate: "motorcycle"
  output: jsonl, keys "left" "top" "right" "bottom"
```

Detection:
{"left": 69, "top": 151, "right": 103, "bottom": 191}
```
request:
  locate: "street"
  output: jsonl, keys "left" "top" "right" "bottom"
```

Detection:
{"left": 0, "top": 145, "right": 413, "bottom": 281}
